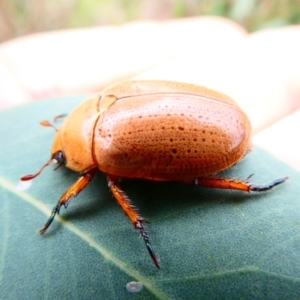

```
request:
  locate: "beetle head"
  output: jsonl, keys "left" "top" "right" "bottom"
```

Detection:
{"left": 21, "top": 96, "right": 100, "bottom": 182}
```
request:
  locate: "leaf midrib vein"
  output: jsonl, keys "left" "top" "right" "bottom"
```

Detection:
{"left": 0, "top": 175, "right": 171, "bottom": 300}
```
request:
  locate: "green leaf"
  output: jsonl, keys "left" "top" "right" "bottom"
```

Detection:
{"left": 1, "top": 96, "right": 300, "bottom": 299}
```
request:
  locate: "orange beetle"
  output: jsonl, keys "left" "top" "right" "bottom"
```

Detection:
{"left": 21, "top": 80, "right": 287, "bottom": 269}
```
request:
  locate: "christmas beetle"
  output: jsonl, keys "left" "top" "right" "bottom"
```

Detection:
{"left": 21, "top": 80, "right": 287, "bottom": 268}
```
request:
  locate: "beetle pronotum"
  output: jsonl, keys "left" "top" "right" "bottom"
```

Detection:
{"left": 21, "top": 80, "right": 287, "bottom": 268}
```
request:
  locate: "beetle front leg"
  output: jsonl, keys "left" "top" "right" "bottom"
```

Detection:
{"left": 186, "top": 176, "right": 288, "bottom": 192}
{"left": 107, "top": 177, "right": 160, "bottom": 269}
{"left": 40, "top": 167, "right": 97, "bottom": 234}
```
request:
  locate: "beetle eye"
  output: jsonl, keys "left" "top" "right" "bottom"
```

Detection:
{"left": 53, "top": 151, "right": 65, "bottom": 164}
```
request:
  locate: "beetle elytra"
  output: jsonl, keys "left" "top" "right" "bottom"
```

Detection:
{"left": 21, "top": 80, "right": 287, "bottom": 269}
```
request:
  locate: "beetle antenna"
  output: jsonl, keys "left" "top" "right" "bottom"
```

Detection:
{"left": 20, "top": 158, "right": 56, "bottom": 181}
{"left": 54, "top": 114, "right": 67, "bottom": 122}
{"left": 40, "top": 120, "right": 58, "bottom": 131}
{"left": 39, "top": 114, "right": 67, "bottom": 132}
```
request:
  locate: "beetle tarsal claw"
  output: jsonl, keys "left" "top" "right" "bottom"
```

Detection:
{"left": 136, "top": 220, "right": 160, "bottom": 269}
{"left": 145, "top": 241, "right": 160, "bottom": 269}
{"left": 40, "top": 205, "right": 60, "bottom": 234}
{"left": 249, "top": 176, "right": 288, "bottom": 192}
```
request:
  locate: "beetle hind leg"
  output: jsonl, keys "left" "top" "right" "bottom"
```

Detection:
{"left": 186, "top": 175, "right": 288, "bottom": 192}
{"left": 108, "top": 176, "right": 160, "bottom": 269}
{"left": 40, "top": 167, "right": 97, "bottom": 234}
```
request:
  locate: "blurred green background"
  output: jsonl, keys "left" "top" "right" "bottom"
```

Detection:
{"left": 1, "top": 0, "right": 300, "bottom": 42}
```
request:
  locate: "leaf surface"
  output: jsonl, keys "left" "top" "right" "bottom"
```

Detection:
{"left": 0, "top": 96, "right": 300, "bottom": 299}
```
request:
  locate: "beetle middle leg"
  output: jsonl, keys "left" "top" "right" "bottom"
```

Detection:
{"left": 186, "top": 176, "right": 288, "bottom": 192}
{"left": 40, "top": 167, "right": 97, "bottom": 234}
{"left": 107, "top": 176, "right": 160, "bottom": 269}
